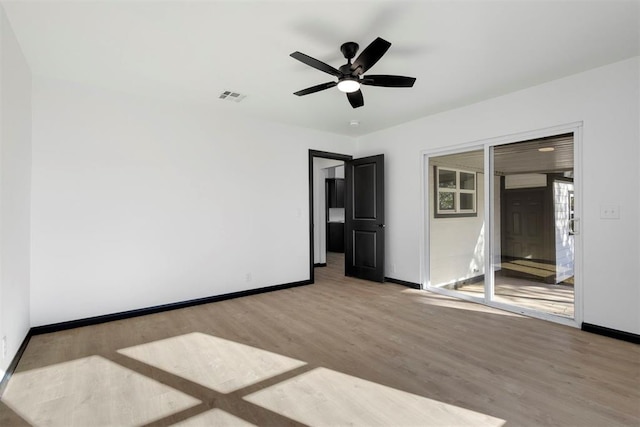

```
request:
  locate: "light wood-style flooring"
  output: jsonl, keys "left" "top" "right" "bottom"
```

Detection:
{"left": 453, "top": 274, "right": 575, "bottom": 318}
{"left": 1, "top": 254, "right": 638, "bottom": 426}
{"left": 436, "top": 258, "right": 575, "bottom": 318}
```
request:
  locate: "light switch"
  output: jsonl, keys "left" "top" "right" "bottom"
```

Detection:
{"left": 600, "top": 205, "right": 620, "bottom": 219}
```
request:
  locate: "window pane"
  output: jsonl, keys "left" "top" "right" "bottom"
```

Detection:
{"left": 439, "top": 191, "right": 455, "bottom": 210}
{"left": 438, "top": 169, "right": 456, "bottom": 189}
{"left": 460, "top": 193, "right": 474, "bottom": 210}
{"left": 460, "top": 172, "right": 475, "bottom": 190}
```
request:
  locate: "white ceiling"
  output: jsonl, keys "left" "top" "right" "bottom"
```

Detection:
{"left": 2, "top": 0, "right": 638, "bottom": 137}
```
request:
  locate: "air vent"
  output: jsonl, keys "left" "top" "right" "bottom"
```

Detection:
{"left": 219, "top": 91, "right": 246, "bottom": 102}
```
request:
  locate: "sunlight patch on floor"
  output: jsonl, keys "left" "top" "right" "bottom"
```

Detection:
{"left": 118, "top": 332, "right": 306, "bottom": 393}
{"left": 456, "top": 280, "right": 574, "bottom": 317}
{"left": 5, "top": 333, "right": 508, "bottom": 426}
{"left": 244, "top": 367, "right": 506, "bottom": 427}
{"left": 402, "top": 289, "right": 526, "bottom": 317}
{"left": 2, "top": 355, "right": 200, "bottom": 426}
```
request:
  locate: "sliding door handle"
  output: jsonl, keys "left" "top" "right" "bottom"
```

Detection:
{"left": 569, "top": 218, "right": 579, "bottom": 235}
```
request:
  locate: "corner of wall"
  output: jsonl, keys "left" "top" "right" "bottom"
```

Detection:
{"left": 0, "top": 3, "right": 33, "bottom": 378}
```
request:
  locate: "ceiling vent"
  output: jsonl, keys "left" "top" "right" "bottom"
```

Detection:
{"left": 219, "top": 91, "right": 246, "bottom": 102}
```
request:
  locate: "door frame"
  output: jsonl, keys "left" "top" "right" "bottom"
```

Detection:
{"left": 308, "top": 150, "right": 353, "bottom": 283}
{"left": 420, "top": 122, "right": 583, "bottom": 327}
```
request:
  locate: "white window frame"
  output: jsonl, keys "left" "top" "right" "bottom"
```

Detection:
{"left": 434, "top": 166, "right": 477, "bottom": 217}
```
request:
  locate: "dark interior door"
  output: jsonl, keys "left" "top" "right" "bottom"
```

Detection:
{"left": 345, "top": 154, "right": 385, "bottom": 282}
{"left": 502, "top": 188, "right": 552, "bottom": 262}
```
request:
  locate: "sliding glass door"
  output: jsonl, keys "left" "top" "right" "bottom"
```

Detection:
{"left": 490, "top": 134, "right": 575, "bottom": 319}
{"left": 425, "top": 128, "right": 579, "bottom": 324}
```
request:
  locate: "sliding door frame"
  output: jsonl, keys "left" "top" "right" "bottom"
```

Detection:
{"left": 421, "top": 122, "right": 583, "bottom": 327}
{"left": 420, "top": 143, "right": 486, "bottom": 304}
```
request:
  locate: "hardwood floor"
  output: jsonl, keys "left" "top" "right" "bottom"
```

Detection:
{"left": 1, "top": 255, "right": 638, "bottom": 426}
{"left": 452, "top": 274, "right": 575, "bottom": 318}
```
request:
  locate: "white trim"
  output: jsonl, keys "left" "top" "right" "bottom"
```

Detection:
{"left": 420, "top": 122, "right": 583, "bottom": 328}
{"left": 419, "top": 153, "right": 427, "bottom": 289}
{"left": 484, "top": 145, "right": 495, "bottom": 300}
{"left": 425, "top": 285, "right": 485, "bottom": 305}
{"left": 572, "top": 125, "right": 584, "bottom": 326}
{"left": 485, "top": 300, "right": 577, "bottom": 327}
{"left": 458, "top": 121, "right": 584, "bottom": 150}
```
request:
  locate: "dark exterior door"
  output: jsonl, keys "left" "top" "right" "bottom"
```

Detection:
{"left": 502, "top": 188, "right": 553, "bottom": 262}
{"left": 345, "top": 154, "right": 385, "bottom": 282}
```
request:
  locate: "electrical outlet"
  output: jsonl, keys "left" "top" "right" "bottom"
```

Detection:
{"left": 391, "top": 264, "right": 396, "bottom": 274}
{"left": 245, "top": 273, "right": 252, "bottom": 283}
{"left": 600, "top": 205, "right": 620, "bottom": 219}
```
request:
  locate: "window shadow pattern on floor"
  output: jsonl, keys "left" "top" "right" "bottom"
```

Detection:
{"left": 3, "top": 332, "right": 505, "bottom": 427}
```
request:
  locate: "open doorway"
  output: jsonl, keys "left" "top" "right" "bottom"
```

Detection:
{"left": 308, "top": 150, "right": 352, "bottom": 283}
{"left": 309, "top": 150, "right": 387, "bottom": 284}
{"left": 315, "top": 159, "right": 345, "bottom": 267}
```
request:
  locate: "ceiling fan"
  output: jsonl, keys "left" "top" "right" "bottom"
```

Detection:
{"left": 290, "top": 37, "right": 416, "bottom": 108}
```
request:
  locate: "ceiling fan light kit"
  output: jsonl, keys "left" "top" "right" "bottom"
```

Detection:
{"left": 290, "top": 37, "right": 416, "bottom": 108}
{"left": 337, "top": 78, "right": 360, "bottom": 93}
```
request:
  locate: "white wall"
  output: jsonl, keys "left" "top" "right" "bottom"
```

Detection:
{"left": 0, "top": 5, "right": 31, "bottom": 376}
{"left": 30, "top": 77, "right": 355, "bottom": 326}
{"left": 7, "top": 40, "right": 639, "bottom": 344}
{"left": 357, "top": 57, "right": 640, "bottom": 334}
{"left": 429, "top": 168, "right": 486, "bottom": 287}
{"left": 505, "top": 173, "right": 547, "bottom": 189}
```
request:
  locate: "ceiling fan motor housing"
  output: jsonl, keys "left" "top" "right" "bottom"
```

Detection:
{"left": 340, "top": 42, "right": 359, "bottom": 61}
{"left": 339, "top": 63, "right": 355, "bottom": 75}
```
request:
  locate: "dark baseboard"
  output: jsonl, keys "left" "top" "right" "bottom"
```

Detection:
{"left": 385, "top": 277, "right": 421, "bottom": 289}
{"left": 581, "top": 323, "right": 640, "bottom": 345}
{"left": 0, "top": 331, "right": 32, "bottom": 397}
{"left": 1, "top": 279, "right": 313, "bottom": 395}
{"left": 31, "top": 279, "right": 312, "bottom": 336}
{"left": 314, "top": 263, "right": 327, "bottom": 267}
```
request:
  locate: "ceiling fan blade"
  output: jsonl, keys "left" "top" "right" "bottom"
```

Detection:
{"left": 347, "top": 90, "right": 364, "bottom": 108}
{"left": 350, "top": 37, "right": 391, "bottom": 75}
{"left": 293, "top": 81, "right": 337, "bottom": 96}
{"left": 362, "top": 74, "right": 416, "bottom": 87}
{"left": 290, "top": 51, "right": 342, "bottom": 77}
